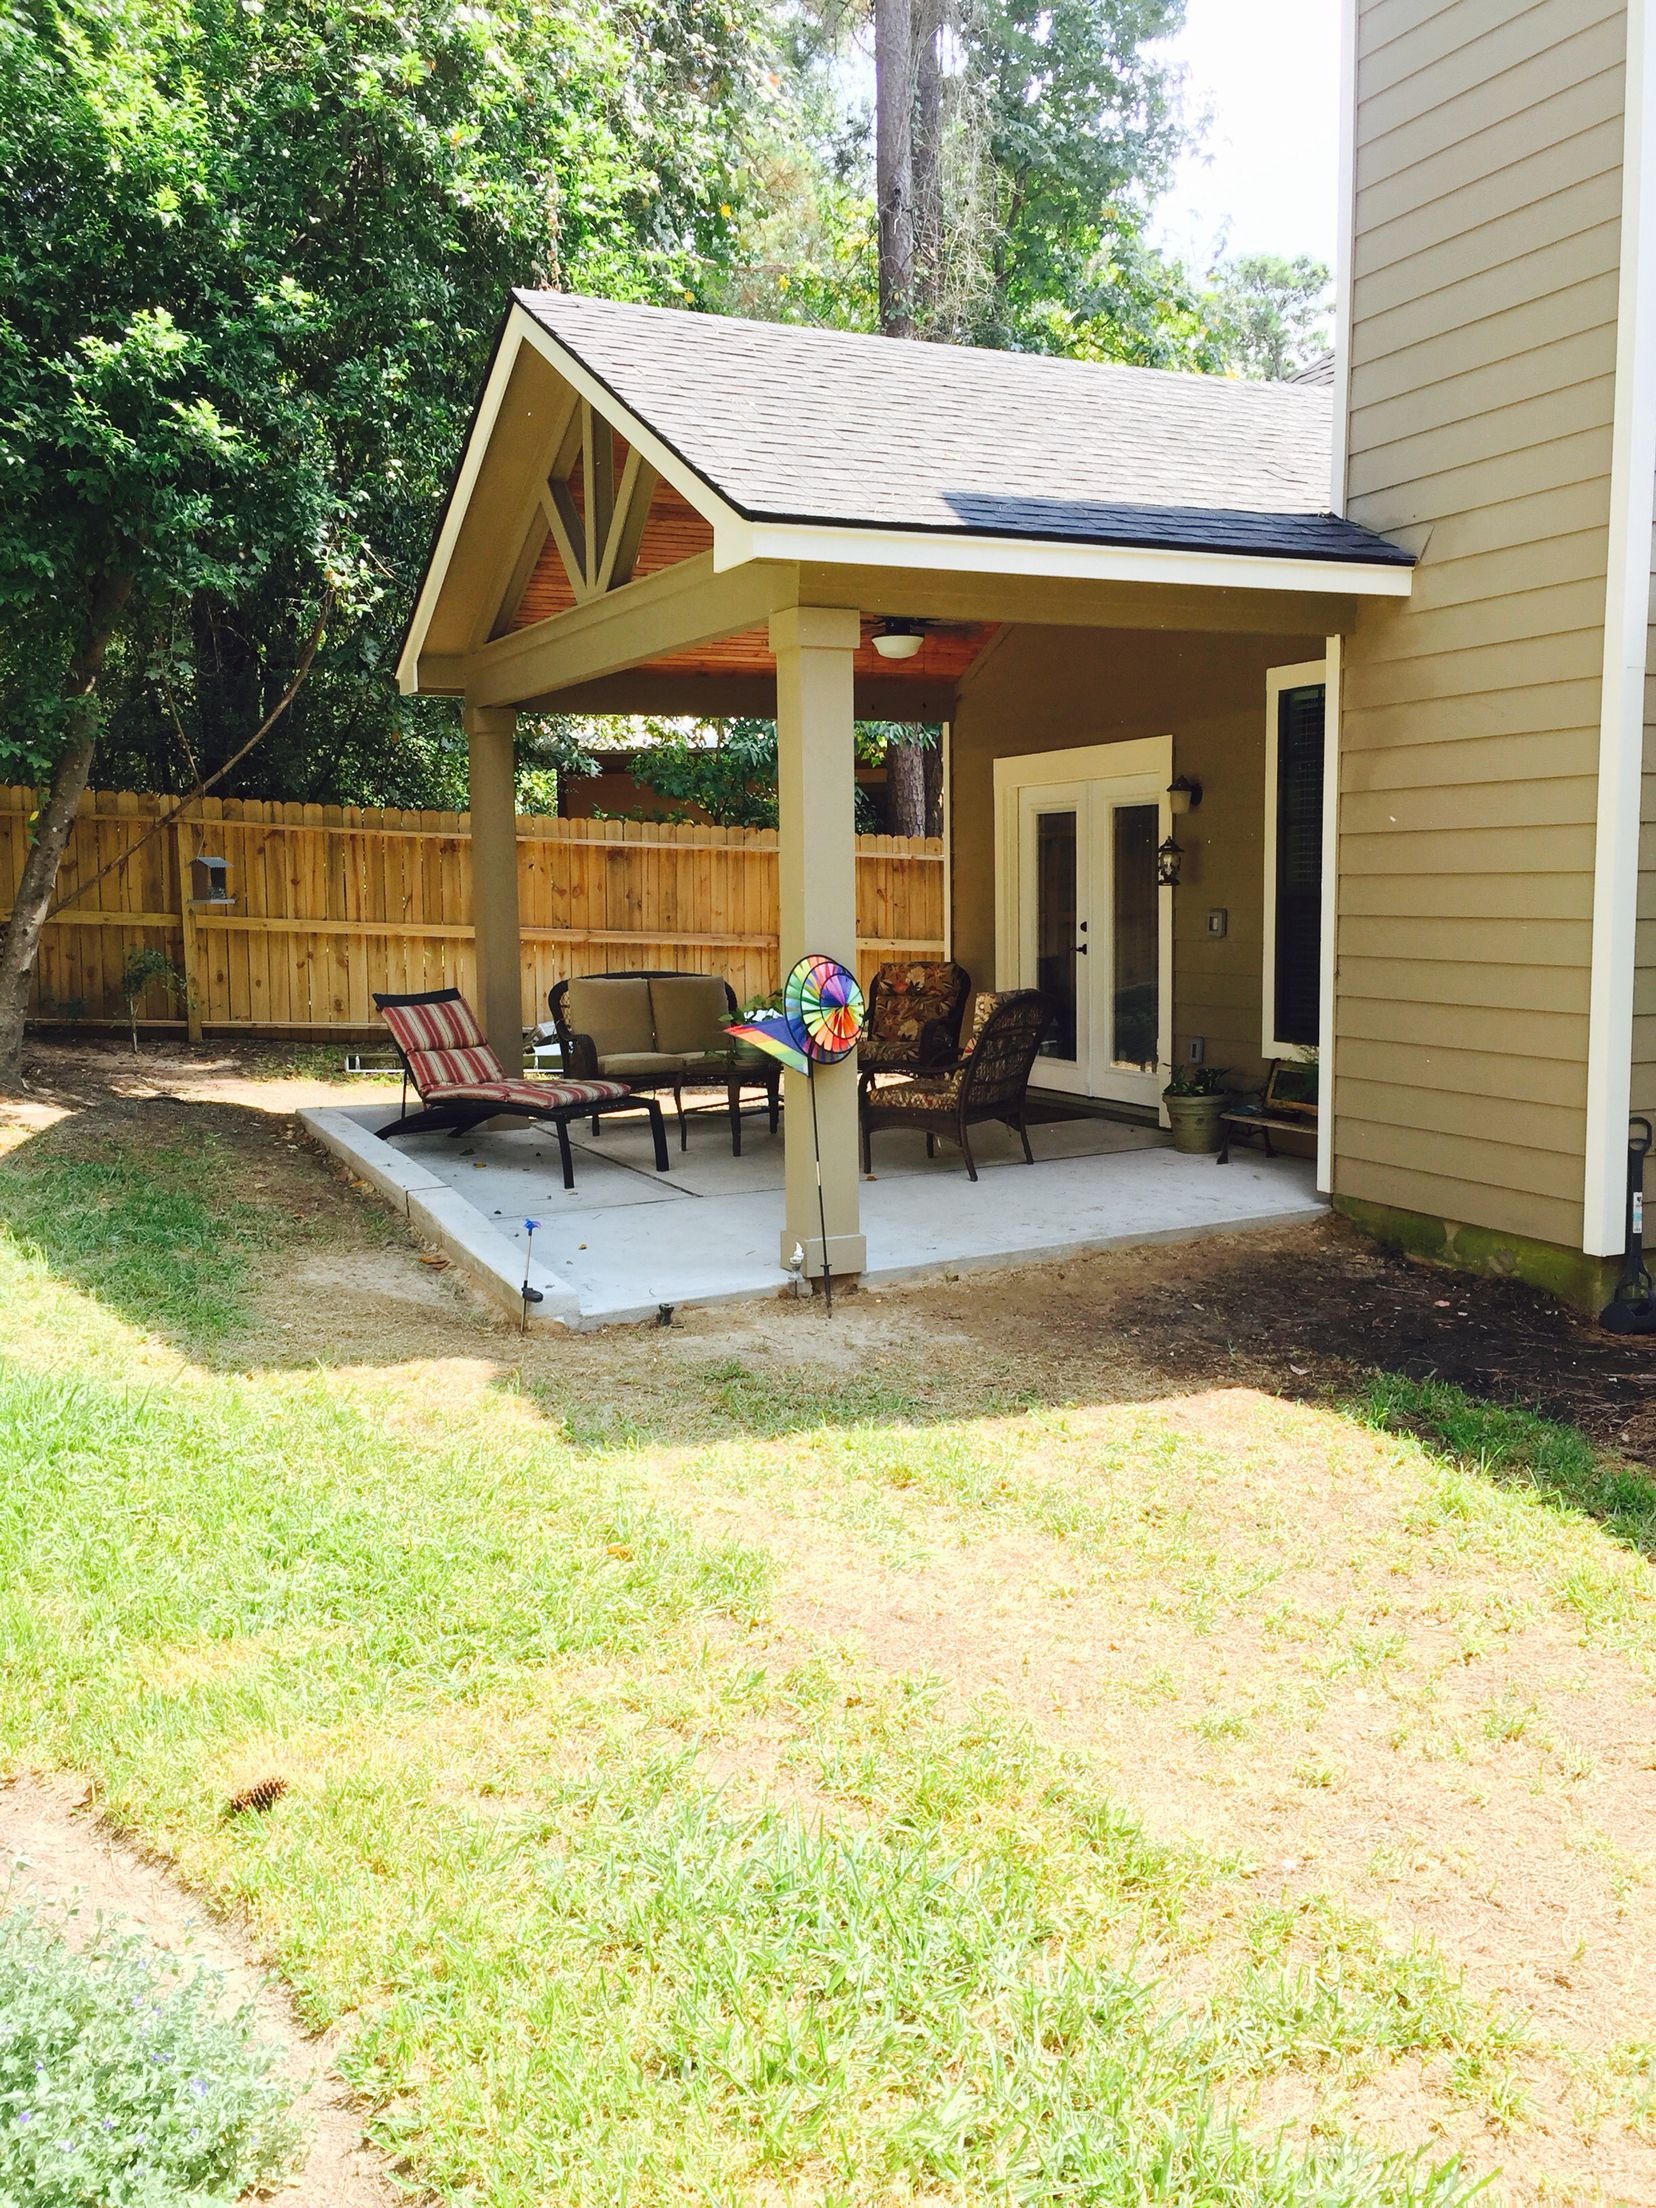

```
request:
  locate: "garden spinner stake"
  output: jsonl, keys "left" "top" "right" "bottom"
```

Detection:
{"left": 520, "top": 1217, "right": 544, "bottom": 1335}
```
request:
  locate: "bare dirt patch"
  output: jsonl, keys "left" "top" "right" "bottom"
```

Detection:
{"left": 0, "top": 1773, "right": 401, "bottom": 2207}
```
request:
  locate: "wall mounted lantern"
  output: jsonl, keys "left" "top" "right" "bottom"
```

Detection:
{"left": 1156, "top": 834, "right": 1184, "bottom": 888}
{"left": 1167, "top": 774, "right": 1203, "bottom": 815}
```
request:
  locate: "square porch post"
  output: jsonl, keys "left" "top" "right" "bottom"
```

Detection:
{"left": 463, "top": 704, "right": 523, "bottom": 1068}
{"left": 770, "top": 606, "right": 867, "bottom": 1284}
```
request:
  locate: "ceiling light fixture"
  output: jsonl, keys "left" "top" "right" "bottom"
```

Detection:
{"left": 871, "top": 619, "right": 924, "bottom": 662}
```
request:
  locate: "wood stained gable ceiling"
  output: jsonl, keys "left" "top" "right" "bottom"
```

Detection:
{"left": 501, "top": 422, "right": 991, "bottom": 698}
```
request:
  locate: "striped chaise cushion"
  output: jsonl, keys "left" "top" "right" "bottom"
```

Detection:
{"left": 379, "top": 994, "right": 503, "bottom": 1095}
{"left": 422, "top": 1076, "right": 629, "bottom": 1110}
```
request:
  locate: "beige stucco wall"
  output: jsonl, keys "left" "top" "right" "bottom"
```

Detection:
{"left": 1337, "top": 0, "right": 1627, "bottom": 1254}
{"left": 949, "top": 624, "right": 1325, "bottom": 1088}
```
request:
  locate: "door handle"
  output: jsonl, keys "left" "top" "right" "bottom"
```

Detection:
{"left": 1075, "top": 942, "right": 1089, "bottom": 955}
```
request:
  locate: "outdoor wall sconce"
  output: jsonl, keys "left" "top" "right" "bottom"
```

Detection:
{"left": 871, "top": 618, "right": 924, "bottom": 661}
{"left": 1167, "top": 774, "right": 1203, "bottom": 815}
{"left": 190, "top": 853, "right": 233, "bottom": 905}
{"left": 1156, "top": 834, "right": 1184, "bottom": 888}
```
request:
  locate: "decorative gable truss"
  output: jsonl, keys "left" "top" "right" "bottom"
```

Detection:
{"left": 484, "top": 395, "right": 661, "bottom": 641}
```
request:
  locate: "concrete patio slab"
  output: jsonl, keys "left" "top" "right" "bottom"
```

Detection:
{"left": 302, "top": 1098, "right": 1324, "bottom": 1330}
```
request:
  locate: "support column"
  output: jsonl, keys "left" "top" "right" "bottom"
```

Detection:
{"left": 770, "top": 606, "right": 866, "bottom": 1283}
{"left": 463, "top": 705, "right": 523, "bottom": 1069}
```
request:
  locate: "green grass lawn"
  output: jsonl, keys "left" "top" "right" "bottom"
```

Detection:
{"left": 1, "top": 1104, "right": 1653, "bottom": 2205}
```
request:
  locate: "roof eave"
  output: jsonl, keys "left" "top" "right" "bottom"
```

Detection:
{"left": 716, "top": 517, "right": 1415, "bottom": 598}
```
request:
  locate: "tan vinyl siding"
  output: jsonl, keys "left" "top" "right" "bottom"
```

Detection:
{"left": 1339, "top": 0, "right": 1626, "bottom": 1251}
{"left": 948, "top": 627, "right": 1324, "bottom": 1086}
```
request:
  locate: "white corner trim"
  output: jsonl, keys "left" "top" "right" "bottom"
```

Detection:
{"left": 1583, "top": 0, "right": 1656, "bottom": 1256}
{"left": 1261, "top": 659, "right": 1332, "bottom": 1068}
{"left": 721, "top": 519, "right": 1413, "bottom": 599}
{"left": 1317, "top": 639, "right": 1342, "bottom": 1197}
{"left": 1331, "top": 0, "right": 1358, "bottom": 516}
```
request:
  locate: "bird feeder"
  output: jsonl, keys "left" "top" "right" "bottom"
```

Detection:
{"left": 190, "top": 853, "right": 233, "bottom": 906}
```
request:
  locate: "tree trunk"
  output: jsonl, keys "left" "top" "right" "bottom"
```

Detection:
{"left": 875, "top": 0, "right": 916, "bottom": 338}
{"left": 912, "top": 0, "right": 943, "bottom": 330}
{"left": 921, "top": 727, "right": 944, "bottom": 839}
{"left": 886, "top": 733, "right": 928, "bottom": 838}
{"left": 0, "top": 571, "right": 133, "bottom": 1094}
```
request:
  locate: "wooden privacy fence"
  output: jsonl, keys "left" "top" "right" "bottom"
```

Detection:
{"left": 2, "top": 785, "right": 947, "bottom": 1040}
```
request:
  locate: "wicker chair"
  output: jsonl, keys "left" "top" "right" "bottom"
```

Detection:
{"left": 860, "top": 990, "right": 1050, "bottom": 1182}
{"left": 857, "top": 959, "right": 972, "bottom": 1092}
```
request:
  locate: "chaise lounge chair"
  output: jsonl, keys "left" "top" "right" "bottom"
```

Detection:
{"left": 373, "top": 987, "right": 668, "bottom": 1188}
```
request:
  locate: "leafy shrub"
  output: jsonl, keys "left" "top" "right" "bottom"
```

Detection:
{"left": 0, "top": 1902, "right": 300, "bottom": 2207}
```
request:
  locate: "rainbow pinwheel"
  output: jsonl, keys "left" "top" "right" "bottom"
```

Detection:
{"left": 725, "top": 954, "right": 865, "bottom": 1074}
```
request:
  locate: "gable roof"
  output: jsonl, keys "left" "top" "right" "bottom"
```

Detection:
{"left": 513, "top": 292, "right": 1407, "bottom": 570}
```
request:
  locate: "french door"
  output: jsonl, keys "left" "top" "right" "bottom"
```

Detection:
{"left": 1000, "top": 746, "right": 1170, "bottom": 1111}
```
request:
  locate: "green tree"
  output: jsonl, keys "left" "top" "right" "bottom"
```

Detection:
{"left": 753, "top": 0, "right": 1221, "bottom": 371}
{"left": 1204, "top": 252, "right": 1332, "bottom": 381}
{"left": 0, "top": 0, "right": 771, "bottom": 1087}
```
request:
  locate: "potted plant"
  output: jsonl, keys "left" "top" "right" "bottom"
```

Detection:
{"left": 729, "top": 986, "right": 784, "bottom": 1067}
{"left": 1161, "top": 1061, "right": 1231, "bottom": 1154}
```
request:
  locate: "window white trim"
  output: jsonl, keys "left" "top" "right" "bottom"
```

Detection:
{"left": 1318, "top": 638, "right": 1342, "bottom": 1197}
{"left": 1262, "top": 661, "right": 1331, "bottom": 1064}
{"left": 1584, "top": 0, "right": 1656, "bottom": 1256}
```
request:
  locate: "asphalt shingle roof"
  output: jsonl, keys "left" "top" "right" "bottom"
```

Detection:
{"left": 514, "top": 292, "right": 1407, "bottom": 570}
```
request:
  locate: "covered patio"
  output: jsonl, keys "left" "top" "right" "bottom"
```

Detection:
{"left": 303, "top": 1094, "right": 1321, "bottom": 1327}
{"left": 371, "top": 292, "right": 1411, "bottom": 1319}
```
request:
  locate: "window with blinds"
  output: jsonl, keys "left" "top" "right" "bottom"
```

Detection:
{"left": 1270, "top": 683, "right": 1325, "bottom": 1050}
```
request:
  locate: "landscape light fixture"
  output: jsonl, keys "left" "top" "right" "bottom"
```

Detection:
{"left": 871, "top": 619, "right": 924, "bottom": 662}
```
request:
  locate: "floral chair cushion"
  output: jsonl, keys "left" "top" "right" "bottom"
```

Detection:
{"left": 860, "top": 961, "right": 969, "bottom": 1072}
{"left": 873, "top": 992, "right": 1010, "bottom": 1107}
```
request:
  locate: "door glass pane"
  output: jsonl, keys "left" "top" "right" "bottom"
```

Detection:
{"left": 1034, "top": 809, "right": 1078, "bottom": 1060}
{"left": 1111, "top": 804, "right": 1158, "bottom": 1069}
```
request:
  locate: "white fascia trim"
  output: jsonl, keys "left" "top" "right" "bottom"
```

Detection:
{"left": 513, "top": 312, "right": 741, "bottom": 541}
{"left": 1261, "top": 657, "right": 1332, "bottom": 1067}
{"left": 395, "top": 320, "right": 526, "bottom": 694}
{"left": 720, "top": 518, "right": 1413, "bottom": 598}
{"left": 1583, "top": 0, "right": 1656, "bottom": 1255}
{"left": 1331, "top": 0, "right": 1358, "bottom": 516}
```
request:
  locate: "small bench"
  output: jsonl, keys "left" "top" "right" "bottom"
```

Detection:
{"left": 1217, "top": 1059, "right": 1318, "bottom": 1164}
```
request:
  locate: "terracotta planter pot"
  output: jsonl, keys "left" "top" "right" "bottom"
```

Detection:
{"left": 1164, "top": 1091, "right": 1225, "bottom": 1155}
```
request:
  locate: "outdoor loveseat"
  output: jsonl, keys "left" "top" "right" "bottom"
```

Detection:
{"left": 547, "top": 969, "right": 780, "bottom": 1154}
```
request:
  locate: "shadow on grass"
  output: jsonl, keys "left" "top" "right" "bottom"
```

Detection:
{"left": 4, "top": 1087, "right": 1656, "bottom": 1529}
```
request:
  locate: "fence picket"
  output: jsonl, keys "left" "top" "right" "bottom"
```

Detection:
{"left": 3, "top": 783, "right": 946, "bottom": 1038}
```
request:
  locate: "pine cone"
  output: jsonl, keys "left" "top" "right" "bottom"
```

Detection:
{"left": 225, "top": 1776, "right": 288, "bottom": 1818}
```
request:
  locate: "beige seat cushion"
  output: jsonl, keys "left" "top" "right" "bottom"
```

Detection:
{"left": 594, "top": 1050, "right": 685, "bottom": 1080}
{"left": 563, "top": 977, "right": 654, "bottom": 1058}
{"left": 649, "top": 975, "right": 732, "bottom": 1057}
